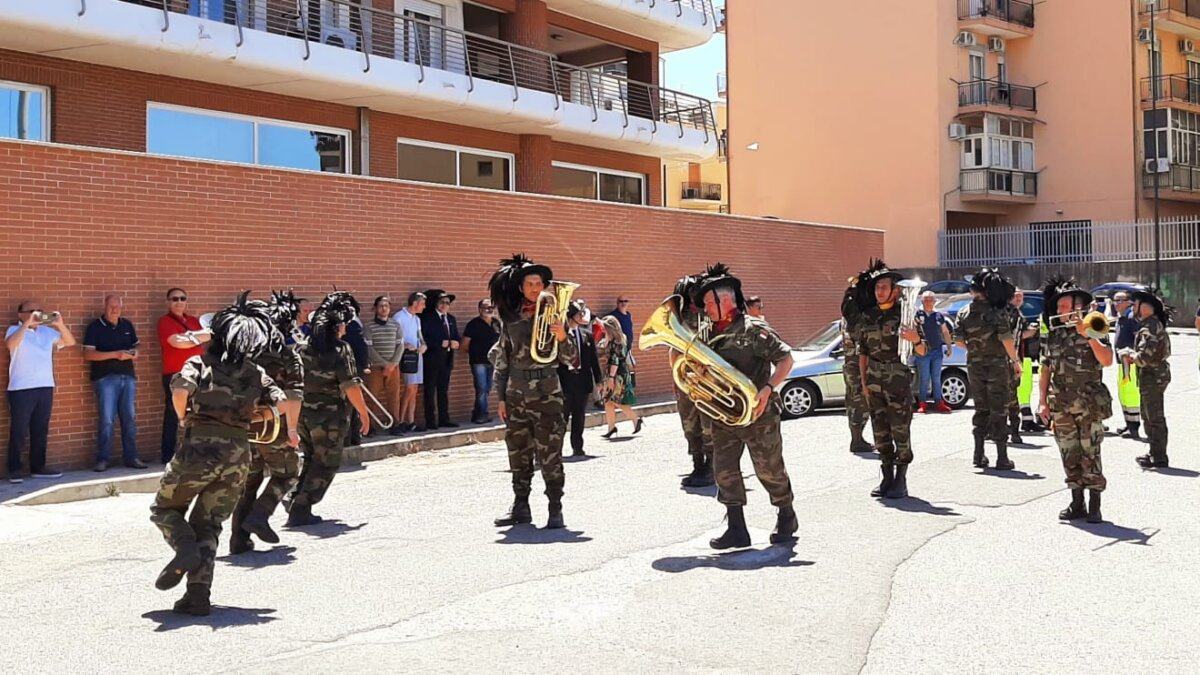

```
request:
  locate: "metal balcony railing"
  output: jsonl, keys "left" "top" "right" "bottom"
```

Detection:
{"left": 658, "top": 0, "right": 720, "bottom": 26}
{"left": 957, "top": 0, "right": 1035, "bottom": 28}
{"left": 681, "top": 181, "right": 722, "bottom": 201}
{"left": 109, "top": 0, "right": 717, "bottom": 139}
{"left": 939, "top": 216, "right": 1200, "bottom": 266}
{"left": 961, "top": 168, "right": 1038, "bottom": 197}
{"left": 1141, "top": 74, "right": 1200, "bottom": 105}
{"left": 957, "top": 78, "right": 1037, "bottom": 111}
{"left": 1141, "top": 0, "right": 1200, "bottom": 19}
{"left": 1144, "top": 163, "right": 1200, "bottom": 191}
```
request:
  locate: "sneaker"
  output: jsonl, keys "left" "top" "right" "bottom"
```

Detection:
{"left": 31, "top": 469, "right": 62, "bottom": 479}
{"left": 934, "top": 401, "right": 953, "bottom": 414}
{"left": 8, "top": 476, "right": 23, "bottom": 484}
{"left": 917, "top": 402, "right": 928, "bottom": 414}
{"left": 125, "top": 459, "right": 148, "bottom": 469}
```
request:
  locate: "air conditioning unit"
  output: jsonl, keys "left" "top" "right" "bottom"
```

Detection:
{"left": 953, "top": 31, "right": 977, "bottom": 47}
{"left": 1138, "top": 27, "right": 1155, "bottom": 44}
{"left": 321, "top": 26, "right": 357, "bottom": 51}
{"left": 988, "top": 37, "right": 1006, "bottom": 52}
{"left": 1182, "top": 39, "right": 1197, "bottom": 54}
{"left": 949, "top": 123, "right": 968, "bottom": 139}
{"left": 1145, "top": 157, "right": 1170, "bottom": 173}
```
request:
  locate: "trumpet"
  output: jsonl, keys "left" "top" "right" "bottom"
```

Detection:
{"left": 530, "top": 280, "right": 580, "bottom": 364}
{"left": 249, "top": 406, "right": 282, "bottom": 445}
{"left": 30, "top": 311, "right": 60, "bottom": 325}
{"left": 360, "top": 385, "right": 394, "bottom": 430}
{"left": 1048, "top": 309, "right": 1110, "bottom": 339}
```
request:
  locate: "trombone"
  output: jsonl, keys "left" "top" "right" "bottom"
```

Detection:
{"left": 361, "top": 386, "right": 394, "bottom": 431}
{"left": 1047, "top": 309, "right": 1110, "bottom": 339}
{"left": 250, "top": 406, "right": 282, "bottom": 445}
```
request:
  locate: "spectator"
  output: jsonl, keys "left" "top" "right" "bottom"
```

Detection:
{"left": 5, "top": 300, "right": 74, "bottom": 482}
{"left": 82, "top": 294, "right": 146, "bottom": 472}
{"left": 460, "top": 298, "right": 500, "bottom": 424}
{"left": 293, "top": 299, "right": 315, "bottom": 342}
{"left": 597, "top": 315, "right": 643, "bottom": 439}
{"left": 393, "top": 292, "right": 427, "bottom": 432}
{"left": 557, "top": 301, "right": 603, "bottom": 456}
{"left": 420, "top": 289, "right": 460, "bottom": 429}
{"left": 1111, "top": 291, "right": 1142, "bottom": 438}
{"left": 344, "top": 308, "right": 370, "bottom": 446}
{"left": 746, "top": 296, "right": 765, "bottom": 318}
{"left": 363, "top": 295, "right": 404, "bottom": 436}
{"left": 156, "top": 287, "right": 208, "bottom": 463}
{"left": 913, "top": 290, "right": 953, "bottom": 414}
{"left": 606, "top": 295, "right": 635, "bottom": 347}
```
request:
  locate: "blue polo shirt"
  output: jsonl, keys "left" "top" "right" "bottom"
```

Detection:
{"left": 1115, "top": 309, "right": 1138, "bottom": 350}
{"left": 914, "top": 309, "right": 947, "bottom": 350}
{"left": 607, "top": 309, "right": 634, "bottom": 347}
{"left": 83, "top": 316, "right": 139, "bottom": 381}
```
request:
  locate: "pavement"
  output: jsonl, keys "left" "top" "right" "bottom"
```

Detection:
{"left": 1, "top": 336, "right": 1197, "bottom": 674}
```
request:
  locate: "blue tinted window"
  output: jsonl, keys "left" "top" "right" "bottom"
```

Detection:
{"left": 0, "top": 85, "right": 46, "bottom": 141}
{"left": 148, "top": 107, "right": 253, "bottom": 163}
{"left": 258, "top": 123, "right": 345, "bottom": 173}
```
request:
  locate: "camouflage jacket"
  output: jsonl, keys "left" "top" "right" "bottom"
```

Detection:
{"left": 490, "top": 312, "right": 578, "bottom": 397}
{"left": 1040, "top": 328, "right": 1113, "bottom": 418}
{"left": 254, "top": 345, "right": 304, "bottom": 402}
{"left": 172, "top": 352, "right": 287, "bottom": 437}
{"left": 856, "top": 304, "right": 904, "bottom": 365}
{"left": 841, "top": 316, "right": 863, "bottom": 358}
{"left": 954, "top": 300, "right": 1011, "bottom": 364}
{"left": 704, "top": 313, "right": 791, "bottom": 390}
{"left": 1131, "top": 316, "right": 1172, "bottom": 376}
{"left": 299, "top": 341, "right": 362, "bottom": 421}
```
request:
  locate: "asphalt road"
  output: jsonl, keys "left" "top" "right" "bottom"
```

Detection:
{"left": 2, "top": 336, "right": 1197, "bottom": 674}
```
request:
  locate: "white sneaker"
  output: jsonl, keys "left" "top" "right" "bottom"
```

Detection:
{"left": 8, "top": 476, "right": 23, "bottom": 484}
{"left": 31, "top": 470, "right": 62, "bottom": 479}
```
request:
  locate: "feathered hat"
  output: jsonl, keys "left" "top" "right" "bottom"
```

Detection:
{"left": 310, "top": 290, "right": 360, "bottom": 354}
{"left": 489, "top": 254, "right": 553, "bottom": 322}
{"left": 972, "top": 267, "right": 1016, "bottom": 309}
{"left": 842, "top": 258, "right": 885, "bottom": 320}
{"left": 1131, "top": 286, "right": 1171, "bottom": 324}
{"left": 865, "top": 258, "right": 904, "bottom": 298}
{"left": 673, "top": 273, "right": 704, "bottom": 312}
{"left": 1041, "top": 275, "right": 1092, "bottom": 327}
{"left": 209, "top": 290, "right": 273, "bottom": 367}
{"left": 695, "top": 263, "right": 747, "bottom": 312}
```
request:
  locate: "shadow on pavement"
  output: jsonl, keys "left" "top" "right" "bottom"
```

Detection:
{"left": 980, "top": 468, "right": 1046, "bottom": 480}
{"left": 495, "top": 525, "right": 592, "bottom": 545}
{"left": 1066, "top": 522, "right": 1160, "bottom": 549}
{"left": 680, "top": 483, "right": 718, "bottom": 498}
{"left": 563, "top": 454, "right": 603, "bottom": 464}
{"left": 600, "top": 436, "right": 637, "bottom": 444}
{"left": 141, "top": 606, "right": 278, "bottom": 632}
{"left": 877, "top": 496, "right": 961, "bottom": 517}
{"left": 218, "top": 545, "right": 297, "bottom": 569}
{"left": 1144, "top": 466, "right": 1200, "bottom": 478}
{"left": 287, "top": 520, "right": 367, "bottom": 540}
{"left": 851, "top": 451, "right": 880, "bottom": 461}
{"left": 651, "top": 543, "right": 815, "bottom": 573}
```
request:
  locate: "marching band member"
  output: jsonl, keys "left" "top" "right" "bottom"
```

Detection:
{"left": 1127, "top": 288, "right": 1172, "bottom": 469}
{"left": 954, "top": 269, "right": 1019, "bottom": 470}
{"left": 840, "top": 266, "right": 875, "bottom": 454}
{"left": 674, "top": 274, "right": 716, "bottom": 486}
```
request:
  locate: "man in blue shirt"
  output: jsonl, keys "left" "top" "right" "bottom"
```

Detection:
{"left": 1111, "top": 292, "right": 1142, "bottom": 439}
{"left": 607, "top": 296, "right": 635, "bottom": 347}
{"left": 82, "top": 293, "right": 147, "bottom": 472}
{"left": 913, "top": 291, "right": 953, "bottom": 414}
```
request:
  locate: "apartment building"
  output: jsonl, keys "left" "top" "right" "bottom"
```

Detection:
{"left": 664, "top": 98, "right": 726, "bottom": 212}
{"left": 727, "top": 0, "right": 1200, "bottom": 267}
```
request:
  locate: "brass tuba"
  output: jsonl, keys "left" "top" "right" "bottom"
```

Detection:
{"left": 530, "top": 280, "right": 580, "bottom": 364}
{"left": 250, "top": 406, "right": 282, "bottom": 445}
{"left": 639, "top": 296, "right": 760, "bottom": 427}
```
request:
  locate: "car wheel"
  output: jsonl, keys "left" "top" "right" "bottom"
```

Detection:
{"left": 779, "top": 380, "right": 819, "bottom": 419}
{"left": 941, "top": 369, "right": 969, "bottom": 409}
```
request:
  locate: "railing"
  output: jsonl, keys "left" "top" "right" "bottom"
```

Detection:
{"left": 939, "top": 216, "right": 1200, "bottom": 266}
{"left": 114, "top": 0, "right": 717, "bottom": 137}
{"left": 1141, "top": 0, "right": 1200, "bottom": 19}
{"left": 957, "top": 78, "right": 1037, "bottom": 111}
{"left": 1140, "top": 74, "right": 1200, "bottom": 105}
{"left": 681, "top": 181, "right": 722, "bottom": 201}
{"left": 1144, "top": 163, "right": 1200, "bottom": 191}
{"left": 661, "top": 0, "right": 719, "bottom": 26}
{"left": 960, "top": 168, "right": 1038, "bottom": 197}
{"left": 957, "top": 0, "right": 1035, "bottom": 28}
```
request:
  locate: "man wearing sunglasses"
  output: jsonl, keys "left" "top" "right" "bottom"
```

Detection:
{"left": 157, "top": 288, "right": 209, "bottom": 463}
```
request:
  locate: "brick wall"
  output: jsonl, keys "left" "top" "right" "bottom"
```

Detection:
{"left": 0, "top": 140, "right": 881, "bottom": 474}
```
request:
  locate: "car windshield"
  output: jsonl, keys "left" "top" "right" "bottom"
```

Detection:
{"left": 798, "top": 322, "right": 842, "bottom": 351}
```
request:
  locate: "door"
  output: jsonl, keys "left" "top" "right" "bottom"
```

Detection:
{"left": 1189, "top": 59, "right": 1200, "bottom": 103}
{"left": 968, "top": 52, "right": 986, "bottom": 105}
{"left": 396, "top": 0, "right": 446, "bottom": 71}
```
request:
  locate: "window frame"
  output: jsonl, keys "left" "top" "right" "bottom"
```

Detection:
{"left": 395, "top": 137, "right": 515, "bottom": 191}
{"left": 0, "top": 79, "right": 51, "bottom": 142}
{"left": 551, "top": 161, "right": 647, "bottom": 205}
{"left": 145, "top": 102, "right": 352, "bottom": 173}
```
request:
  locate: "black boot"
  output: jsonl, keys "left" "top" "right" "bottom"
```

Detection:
{"left": 172, "top": 583, "right": 211, "bottom": 616}
{"left": 870, "top": 463, "right": 895, "bottom": 498}
{"left": 284, "top": 503, "right": 322, "bottom": 528}
{"left": 1135, "top": 452, "right": 1169, "bottom": 468}
{"left": 681, "top": 454, "right": 715, "bottom": 487}
{"left": 709, "top": 504, "right": 751, "bottom": 549}
{"left": 229, "top": 531, "right": 255, "bottom": 555}
{"left": 241, "top": 509, "right": 280, "bottom": 544}
{"left": 155, "top": 542, "right": 202, "bottom": 591}
{"left": 884, "top": 464, "right": 909, "bottom": 499}
{"left": 1086, "top": 490, "right": 1103, "bottom": 523}
{"left": 849, "top": 425, "right": 873, "bottom": 453}
{"left": 1058, "top": 488, "right": 1086, "bottom": 520}
{"left": 994, "top": 439, "right": 1015, "bottom": 471}
{"left": 1008, "top": 413, "right": 1023, "bottom": 445}
{"left": 546, "top": 499, "right": 565, "bottom": 529}
{"left": 972, "top": 434, "right": 989, "bottom": 468}
{"left": 1124, "top": 422, "right": 1141, "bottom": 440}
{"left": 769, "top": 504, "right": 798, "bottom": 544}
{"left": 493, "top": 496, "right": 532, "bottom": 526}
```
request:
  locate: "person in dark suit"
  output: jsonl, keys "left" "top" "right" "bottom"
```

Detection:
{"left": 420, "top": 289, "right": 460, "bottom": 429}
{"left": 558, "top": 301, "right": 603, "bottom": 457}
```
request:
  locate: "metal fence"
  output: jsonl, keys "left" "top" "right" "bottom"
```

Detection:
{"left": 957, "top": 0, "right": 1035, "bottom": 28}
{"left": 1143, "top": 0, "right": 1200, "bottom": 19}
{"left": 680, "top": 181, "right": 722, "bottom": 200}
{"left": 1140, "top": 74, "right": 1200, "bottom": 105}
{"left": 109, "top": 0, "right": 716, "bottom": 138}
{"left": 957, "top": 78, "right": 1037, "bottom": 111}
{"left": 938, "top": 216, "right": 1200, "bottom": 266}
{"left": 960, "top": 168, "right": 1038, "bottom": 197}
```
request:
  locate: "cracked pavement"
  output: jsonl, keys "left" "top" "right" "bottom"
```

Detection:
{"left": 1, "top": 335, "right": 1197, "bottom": 674}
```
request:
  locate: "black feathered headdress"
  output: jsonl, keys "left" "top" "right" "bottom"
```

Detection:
{"left": 865, "top": 259, "right": 903, "bottom": 298}
{"left": 695, "top": 263, "right": 746, "bottom": 312}
{"left": 310, "top": 290, "right": 359, "bottom": 354}
{"left": 1131, "top": 286, "right": 1171, "bottom": 324}
{"left": 1041, "top": 275, "right": 1092, "bottom": 327}
{"left": 673, "top": 273, "right": 704, "bottom": 313}
{"left": 972, "top": 268, "right": 1015, "bottom": 309}
{"left": 208, "top": 290, "right": 273, "bottom": 367}
{"left": 265, "top": 288, "right": 304, "bottom": 349}
{"left": 489, "top": 254, "right": 553, "bottom": 323}
{"left": 842, "top": 258, "right": 885, "bottom": 321}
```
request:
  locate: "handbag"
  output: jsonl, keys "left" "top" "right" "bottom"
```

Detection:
{"left": 400, "top": 350, "right": 419, "bottom": 374}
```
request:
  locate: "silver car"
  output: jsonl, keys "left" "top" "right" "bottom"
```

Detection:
{"left": 777, "top": 320, "right": 971, "bottom": 419}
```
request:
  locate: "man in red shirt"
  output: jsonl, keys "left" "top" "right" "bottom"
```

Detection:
{"left": 157, "top": 288, "right": 208, "bottom": 463}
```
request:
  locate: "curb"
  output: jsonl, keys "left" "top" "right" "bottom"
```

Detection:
{"left": 7, "top": 473, "right": 163, "bottom": 507}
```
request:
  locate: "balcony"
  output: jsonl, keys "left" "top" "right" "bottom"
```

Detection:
{"left": 957, "top": 78, "right": 1037, "bottom": 115}
{"left": 957, "top": 0, "right": 1035, "bottom": 39}
{"left": 543, "top": 0, "right": 718, "bottom": 51}
{"left": 1140, "top": 74, "right": 1200, "bottom": 111}
{"left": 681, "top": 181, "right": 722, "bottom": 202}
{"left": 717, "top": 72, "right": 727, "bottom": 99}
{"left": 960, "top": 168, "right": 1038, "bottom": 203}
{"left": 1141, "top": 0, "right": 1200, "bottom": 41}
{"left": 0, "top": 0, "right": 718, "bottom": 161}
{"left": 1144, "top": 163, "right": 1200, "bottom": 201}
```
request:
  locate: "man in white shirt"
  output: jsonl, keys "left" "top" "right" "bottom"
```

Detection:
{"left": 5, "top": 299, "right": 76, "bottom": 482}
{"left": 392, "top": 292, "right": 428, "bottom": 432}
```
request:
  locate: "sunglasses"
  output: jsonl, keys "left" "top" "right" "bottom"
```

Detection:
{"left": 169, "top": 296, "right": 187, "bottom": 302}
{"left": 618, "top": 300, "right": 630, "bottom": 304}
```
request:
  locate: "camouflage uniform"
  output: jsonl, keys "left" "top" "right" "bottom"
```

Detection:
{"left": 1131, "top": 316, "right": 1171, "bottom": 463}
{"left": 1041, "top": 327, "right": 1113, "bottom": 491}
{"left": 150, "top": 353, "right": 286, "bottom": 590}
{"left": 676, "top": 306, "right": 712, "bottom": 463}
{"left": 1004, "top": 306, "right": 1023, "bottom": 418}
{"left": 841, "top": 318, "right": 870, "bottom": 437}
{"left": 490, "top": 313, "right": 578, "bottom": 501}
{"left": 704, "top": 314, "right": 794, "bottom": 507}
{"left": 231, "top": 345, "right": 304, "bottom": 540}
{"left": 954, "top": 300, "right": 1012, "bottom": 443}
{"left": 289, "top": 342, "right": 361, "bottom": 508}
{"left": 857, "top": 304, "right": 915, "bottom": 464}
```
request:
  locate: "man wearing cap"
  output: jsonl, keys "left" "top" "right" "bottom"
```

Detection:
{"left": 1126, "top": 288, "right": 1172, "bottom": 469}
{"left": 420, "top": 289, "right": 461, "bottom": 429}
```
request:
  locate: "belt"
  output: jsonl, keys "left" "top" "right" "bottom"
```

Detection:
{"left": 509, "top": 367, "right": 558, "bottom": 382}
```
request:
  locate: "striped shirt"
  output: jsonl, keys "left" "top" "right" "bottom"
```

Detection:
{"left": 363, "top": 317, "right": 404, "bottom": 366}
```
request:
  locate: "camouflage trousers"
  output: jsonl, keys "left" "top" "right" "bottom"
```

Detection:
{"left": 968, "top": 358, "right": 1011, "bottom": 442}
{"left": 1050, "top": 410, "right": 1106, "bottom": 491}
{"left": 675, "top": 387, "right": 712, "bottom": 461}
{"left": 1006, "top": 361, "right": 1020, "bottom": 416}
{"left": 708, "top": 405, "right": 793, "bottom": 507}
{"left": 1139, "top": 368, "right": 1171, "bottom": 460}
{"left": 232, "top": 426, "right": 301, "bottom": 535}
{"left": 149, "top": 432, "right": 251, "bottom": 589}
{"left": 842, "top": 356, "right": 869, "bottom": 431}
{"left": 290, "top": 411, "right": 348, "bottom": 508}
{"left": 504, "top": 387, "right": 566, "bottom": 500}
{"left": 865, "top": 361, "right": 915, "bottom": 465}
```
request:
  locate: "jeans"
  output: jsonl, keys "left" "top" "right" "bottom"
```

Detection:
{"left": 7, "top": 387, "right": 53, "bottom": 474}
{"left": 94, "top": 374, "right": 139, "bottom": 464}
{"left": 915, "top": 349, "right": 944, "bottom": 403}
{"left": 471, "top": 363, "right": 494, "bottom": 421}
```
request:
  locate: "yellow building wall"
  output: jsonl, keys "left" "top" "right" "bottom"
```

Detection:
{"left": 665, "top": 102, "right": 728, "bottom": 212}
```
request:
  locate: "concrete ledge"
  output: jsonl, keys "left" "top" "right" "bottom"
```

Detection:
{"left": 7, "top": 472, "right": 163, "bottom": 506}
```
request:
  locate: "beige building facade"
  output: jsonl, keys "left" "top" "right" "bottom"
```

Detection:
{"left": 665, "top": 101, "right": 728, "bottom": 212}
{"left": 727, "top": 0, "right": 1200, "bottom": 266}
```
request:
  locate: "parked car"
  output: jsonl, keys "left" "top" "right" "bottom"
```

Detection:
{"left": 1091, "top": 282, "right": 1147, "bottom": 302}
{"left": 935, "top": 291, "right": 1043, "bottom": 324}
{"left": 778, "top": 320, "right": 971, "bottom": 419}
{"left": 926, "top": 279, "right": 972, "bottom": 296}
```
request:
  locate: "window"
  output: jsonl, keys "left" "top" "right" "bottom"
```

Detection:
{"left": 0, "top": 81, "right": 48, "bottom": 141}
{"left": 396, "top": 139, "right": 513, "bottom": 191}
{"left": 551, "top": 162, "right": 646, "bottom": 205}
{"left": 146, "top": 104, "right": 349, "bottom": 173}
